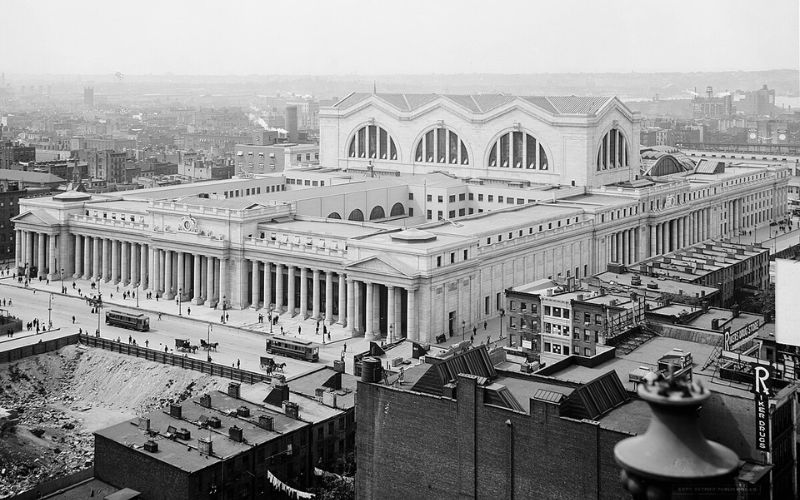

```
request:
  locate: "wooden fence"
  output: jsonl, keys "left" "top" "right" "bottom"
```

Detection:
{"left": 78, "top": 334, "right": 271, "bottom": 384}
{"left": 0, "top": 334, "right": 80, "bottom": 363}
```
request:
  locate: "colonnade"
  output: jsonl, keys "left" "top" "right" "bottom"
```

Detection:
{"left": 608, "top": 228, "right": 640, "bottom": 266}
{"left": 649, "top": 208, "right": 713, "bottom": 257}
{"left": 15, "top": 229, "right": 58, "bottom": 279}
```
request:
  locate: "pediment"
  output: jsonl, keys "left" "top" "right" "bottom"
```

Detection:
{"left": 11, "top": 210, "right": 58, "bottom": 226}
{"left": 346, "top": 254, "right": 413, "bottom": 277}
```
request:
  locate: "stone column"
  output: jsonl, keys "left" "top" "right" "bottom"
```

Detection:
{"left": 407, "top": 288, "right": 417, "bottom": 341}
{"left": 387, "top": 285, "right": 395, "bottom": 342}
{"left": 26, "top": 231, "right": 34, "bottom": 268}
{"left": 299, "top": 267, "right": 308, "bottom": 317}
{"left": 325, "top": 271, "right": 334, "bottom": 323}
{"left": 312, "top": 269, "right": 321, "bottom": 320}
{"left": 130, "top": 244, "right": 139, "bottom": 286}
{"left": 194, "top": 254, "right": 203, "bottom": 304}
{"left": 275, "top": 263, "right": 284, "bottom": 312}
{"left": 263, "top": 262, "right": 272, "bottom": 309}
{"left": 15, "top": 230, "right": 22, "bottom": 269}
{"left": 176, "top": 252, "right": 185, "bottom": 299}
{"left": 372, "top": 284, "right": 381, "bottom": 334}
{"left": 120, "top": 241, "right": 129, "bottom": 285}
{"left": 206, "top": 257, "right": 215, "bottom": 306}
{"left": 93, "top": 238, "right": 101, "bottom": 280}
{"left": 365, "top": 281, "right": 374, "bottom": 339}
{"left": 164, "top": 250, "right": 174, "bottom": 299}
{"left": 287, "top": 265, "right": 296, "bottom": 316}
{"left": 218, "top": 258, "right": 228, "bottom": 307}
{"left": 147, "top": 246, "right": 156, "bottom": 292}
{"left": 139, "top": 244, "right": 146, "bottom": 288}
{"left": 73, "top": 235, "right": 82, "bottom": 278}
{"left": 338, "top": 274, "right": 347, "bottom": 326}
{"left": 346, "top": 278, "right": 355, "bottom": 333}
{"left": 250, "top": 259, "right": 260, "bottom": 308}
{"left": 37, "top": 233, "right": 46, "bottom": 277}
{"left": 47, "top": 234, "right": 56, "bottom": 279}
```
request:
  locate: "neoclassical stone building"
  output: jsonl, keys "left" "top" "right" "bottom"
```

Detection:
{"left": 12, "top": 93, "right": 790, "bottom": 346}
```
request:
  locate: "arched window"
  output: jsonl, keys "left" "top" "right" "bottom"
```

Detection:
{"left": 390, "top": 202, "right": 405, "bottom": 217}
{"left": 347, "top": 209, "right": 364, "bottom": 221}
{"left": 596, "top": 128, "right": 629, "bottom": 171}
{"left": 348, "top": 124, "right": 398, "bottom": 160}
{"left": 487, "top": 131, "right": 548, "bottom": 170}
{"left": 369, "top": 206, "right": 386, "bottom": 220}
{"left": 327, "top": 212, "right": 342, "bottom": 219}
{"left": 414, "top": 127, "right": 469, "bottom": 165}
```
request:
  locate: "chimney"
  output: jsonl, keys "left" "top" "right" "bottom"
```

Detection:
{"left": 576, "top": 294, "right": 584, "bottom": 302}
{"left": 228, "top": 382, "right": 241, "bottom": 399}
{"left": 228, "top": 425, "right": 243, "bottom": 443}
{"left": 442, "top": 382, "right": 457, "bottom": 399}
{"left": 258, "top": 415, "right": 274, "bottom": 431}
{"left": 207, "top": 416, "right": 221, "bottom": 429}
{"left": 264, "top": 375, "right": 290, "bottom": 407}
{"left": 199, "top": 394, "right": 211, "bottom": 408}
{"left": 237, "top": 405, "right": 250, "bottom": 418}
{"left": 169, "top": 403, "right": 182, "bottom": 419}
{"left": 701, "top": 300, "right": 709, "bottom": 313}
{"left": 286, "top": 105, "right": 298, "bottom": 143}
{"left": 143, "top": 440, "right": 158, "bottom": 453}
{"left": 731, "top": 304, "right": 740, "bottom": 318}
{"left": 322, "top": 390, "right": 338, "bottom": 408}
{"left": 333, "top": 360, "right": 345, "bottom": 373}
{"left": 198, "top": 437, "right": 213, "bottom": 456}
{"left": 138, "top": 417, "right": 150, "bottom": 431}
{"left": 711, "top": 318, "right": 720, "bottom": 330}
{"left": 283, "top": 401, "right": 299, "bottom": 419}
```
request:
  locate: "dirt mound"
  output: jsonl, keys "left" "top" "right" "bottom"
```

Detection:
{"left": 0, "top": 345, "right": 232, "bottom": 497}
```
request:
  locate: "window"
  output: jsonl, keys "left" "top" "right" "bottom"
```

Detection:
{"left": 487, "top": 130, "right": 549, "bottom": 170}
{"left": 448, "top": 210, "right": 455, "bottom": 218}
{"left": 414, "top": 127, "right": 469, "bottom": 164}
{"left": 438, "top": 195, "right": 443, "bottom": 203}
{"left": 437, "top": 211, "right": 443, "bottom": 220}
{"left": 459, "top": 193, "right": 465, "bottom": 201}
{"left": 563, "top": 310, "right": 570, "bottom": 319}
{"left": 594, "top": 314, "right": 602, "bottom": 325}
{"left": 498, "top": 196, "right": 504, "bottom": 203}
{"left": 544, "top": 342, "right": 551, "bottom": 352}
{"left": 427, "top": 194, "right": 433, "bottom": 202}
{"left": 408, "top": 208, "right": 414, "bottom": 216}
{"left": 449, "top": 195, "right": 456, "bottom": 203}
{"left": 584, "top": 332, "right": 591, "bottom": 342}
{"left": 552, "top": 307, "right": 561, "bottom": 317}
{"left": 450, "top": 252, "right": 455, "bottom": 264}
{"left": 573, "top": 328, "right": 581, "bottom": 339}
{"left": 463, "top": 250, "right": 468, "bottom": 260}
{"left": 488, "top": 195, "right": 494, "bottom": 202}
{"left": 408, "top": 193, "right": 414, "bottom": 200}
{"left": 458, "top": 208, "right": 465, "bottom": 216}
{"left": 297, "top": 154, "right": 302, "bottom": 162}
{"left": 437, "top": 256, "right": 442, "bottom": 267}
{"left": 584, "top": 313, "right": 591, "bottom": 324}
{"left": 584, "top": 348, "right": 591, "bottom": 356}
{"left": 478, "top": 194, "right": 484, "bottom": 201}
{"left": 469, "top": 193, "right": 474, "bottom": 201}
{"left": 348, "top": 124, "right": 398, "bottom": 160}
{"left": 552, "top": 344, "right": 561, "bottom": 354}
{"left": 544, "top": 306, "right": 551, "bottom": 316}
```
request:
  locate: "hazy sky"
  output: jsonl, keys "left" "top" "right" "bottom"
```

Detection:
{"left": 2, "top": 0, "right": 798, "bottom": 75}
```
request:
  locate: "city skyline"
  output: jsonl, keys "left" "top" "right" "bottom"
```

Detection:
{"left": 2, "top": 0, "right": 798, "bottom": 76}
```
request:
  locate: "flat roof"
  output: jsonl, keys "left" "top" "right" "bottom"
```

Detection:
{"left": 259, "top": 218, "right": 380, "bottom": 238}
{"left": 595, "top": 271, "right": 717, "bottom": 297}
{"left": 494, "top": 375, "right": 574, "bottom": 414}
{"left": 420, "top": 203, "right": 585, "bottom": 238}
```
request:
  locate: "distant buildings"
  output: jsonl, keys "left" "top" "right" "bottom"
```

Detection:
{"left": 692, "top": 86, "right": 734, "bottom": 120}
{"left": 0, "top": 141, "right": 35, "bottom": 170}
{"left": 83, "top": 87, "right": 94, "bottom": 108}
{"left": 234, "top": 143, "right": 319, "bottom": 175}
{"left": 87, "top": 150, "right": 128, "bottom": 184}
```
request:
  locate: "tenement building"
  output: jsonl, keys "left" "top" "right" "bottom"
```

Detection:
{"left": 12, "top": 93, "right": 790, "bottom": 343}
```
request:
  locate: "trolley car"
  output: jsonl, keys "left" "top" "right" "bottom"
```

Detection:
{"left": 105, "top": 310, "right": 150, "bottom": 331}
{"left": 266, "top": 337, "right": 319, "bottom": 362}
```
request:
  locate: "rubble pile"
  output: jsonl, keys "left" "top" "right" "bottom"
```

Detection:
{"left": 0, "top": 345, "right": 230, "bottom": 497}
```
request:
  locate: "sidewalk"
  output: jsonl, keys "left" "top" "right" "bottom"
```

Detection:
{"left": 1, "top": 274, "right": 359, "bottom": 346}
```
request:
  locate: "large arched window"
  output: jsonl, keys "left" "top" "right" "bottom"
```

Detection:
{"left": 327, "top": 212, "right": 342, "bottom": 219}
{"left": 348, "top": 209, "right": 364, "bottom": 221}
{"left": 596, "top": 127, "right": 629, "bottom": 171}
{"left": 389, "top": 202, "right": 405, "bottom": 217}
{"left": 414, "top": 127, "right": 469, "bottom": 165}
{"left": 487, "top": 131, "right": 548, "bottom": 170}
{"left": 347, "top": 124, "right": 398, "bottom": 160}
{"left": 369, "top": 206, "right": 386, "bottom": 220}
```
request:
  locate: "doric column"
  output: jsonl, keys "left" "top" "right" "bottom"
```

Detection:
{"left": 312, "top": 269, "right": 321, "bottom": 320}
{"left": 407, "top": 288, "right": 418, "bottom": 342}
{"left": 177, "top": 251, "right": 185, "bottom": 299}
{"left": 338, "top": 274, "right": 347, "bottom": 326}
{"left": 93, "top": 237, "right": 101, "bottom": 280}
{"left": 655, "top": 224, "right": 662, "bottom": 255}
{"left": 218, "top": 258, "right": 228, "bottom": 307}
{"left": 299, "top": 267, "right": 308, "bottom": 317}
{"left": 346, "top": 278, "right": 355, "bottom": 332}
{"left": 250, "top": 259, "right": 260, "bottom": 308}
{"left": 15, "top": 230, "right": 22, "bottom": 269}
{"left": 26, "top": 231, "right": 34, "bottom": 268}
{"left": 365, "top": 281, "right": 374, "bottom": 339}
{"left": 164, "top": 250, "right": 174, "bottom": 298}
{"left": 37, "top": 233, "right": 46, "bottom": 277}
{"left": 194, "top": 254, "right": 203, "bottom": 304}
{"left": 372, "top": 284, "right": 381, "bottom": 333}
{"left": 275, "top": 263, "right": 284, "bottom": 311}
{"left": 139, "top": 244, "right": 147, "bottom": 288}
{"left": 649, "top": 225, "right": 657, "bottom": 257}
{"left": 263, "top": 262, "right": 272, "bottom": 309}
{"left": 387, "top": 285, "right": 395, "bottom": 342}
{"left": 130, "top": 244, "right": 139, "bottom": 286}
{"left": 325, "top": 271, "right": 333, "bottom": 323}
{"left": 287, "top": 265, "right": 296, "bottom": 316}
{"left": 111, "top": 239, "right": 121, "bottom": 283}
{"left": 147, "top": 246, "right": 156, "bottom": 292}
{"left": 74, "top": 235, "right": 82, "bottom": 278}
{"left": 206, "top": 257, "right": 215, "bottom": 306}
{"left": 47, "top": 234, "right": 56, "bottom": 279}
{"left": 120, "top": 241, "right": 129, "bottom": 285}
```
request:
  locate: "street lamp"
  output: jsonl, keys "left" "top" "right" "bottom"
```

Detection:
{"left": 60, "top": 267, "right": 64, "bottom": 293}
{"left": 136, "top": 283, "right": 139, "bottom": 308}
{"left": 269, "top": 304, "right": 274, "bottom": 334}
{"left": 47, "top": 293, "right": 53, "bottom": 330}
{"left": 95, "top": 281, "right": 102, "bottom": 337}
{"left": 206, "top": 324, "right": 213, "bottom": 362}
{"left": 222, "top": 296, "right": 227, "bottom": 324}
{"left": 389, "top": 324, "right": 394, "bottom": 343}
{"left": 178, "top": 287, "right": 182, "bottom": 316}
{"left": 461, "top": 320, "right": 465, "bottom": 342}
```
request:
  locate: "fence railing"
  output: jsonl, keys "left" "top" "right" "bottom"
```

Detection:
{"left": 77, "top": 334, "right": 271, "bottom": 384}
{"left": 0, "top": 334, "right": 80, "bottom": 364}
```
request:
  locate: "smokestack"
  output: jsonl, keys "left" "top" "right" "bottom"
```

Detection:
{"left": 286, "top": 105, "right": 298, "bottom": 143}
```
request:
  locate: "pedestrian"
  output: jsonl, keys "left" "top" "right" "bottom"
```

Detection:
{"left": 327, "top": 331, "right": 331, "bottom": 341}
{"left": 236, "top": 359, "right": 240, "bottom": 369}
{"left": 323, "top": 325, "right": 327, "bottom": 336}
{"left": 158, "top": 312, "right": 163, "bottom": 320}
{"left": 72, "top": 315, "right": 76, "bottom": 324}
{"left": 298, "top": 326, "right": 302, "bottom": 335}
{"left": 220, "top": 313, "right": 224, "bottom": 322}
{"left": 343, "top": 342, "right": 347, "bottom": 353}
{"left": 145, "top": 339, "right": 149, "bottom": 348}
{"left": 2, "top": 298, "right": 5, "bottom": 306}
{"left": 483, "top": 321, "right": 487, "bottom": 331}
{"left": 165, "top": 345, "right": 168, "bottom": 353}
{"left": 473, "top": 326, "right": 477, "bottom": 337}
{"left": 226, "top": 313, "right": 229, "bottom": 322}
{"left": 187, "top": 307, "right": 191, "bottom": 315}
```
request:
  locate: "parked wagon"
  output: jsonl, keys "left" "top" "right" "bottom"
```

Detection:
{"left": 201, "top": 339, "right": 218, "bottom": 351}
{"left": 175, "top": 338, "right": 198, "bottom": 353}
{"left": 260, "top": 356, "right": 285, "bottom": 374}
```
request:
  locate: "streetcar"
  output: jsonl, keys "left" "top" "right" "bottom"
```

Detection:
{"left": 105, "top": 310, "right": 150, "bottom": 331}
{"left": 266, "top": 337, "right": 319, "bottom": 362}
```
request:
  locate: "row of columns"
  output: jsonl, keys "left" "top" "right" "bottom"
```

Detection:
{"left": 609, "top": 228, "right": 640, "bottom": 266}
{"left": 16, "top": 229, "right": 58, "bottom": 279}
{"left": 649, "top": 208, "right": 713, "bottom": 257}
{"left": 72, "top": 234, "right": 151, "bottom": 289}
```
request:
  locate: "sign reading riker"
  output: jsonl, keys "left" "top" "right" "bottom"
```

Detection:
{"left": 752, "top": 365, "right": 770, "bottom": 452}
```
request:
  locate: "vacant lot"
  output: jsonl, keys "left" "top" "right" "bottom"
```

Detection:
{"left": 0, "top": 345, "right": 231, "bottom": 498}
